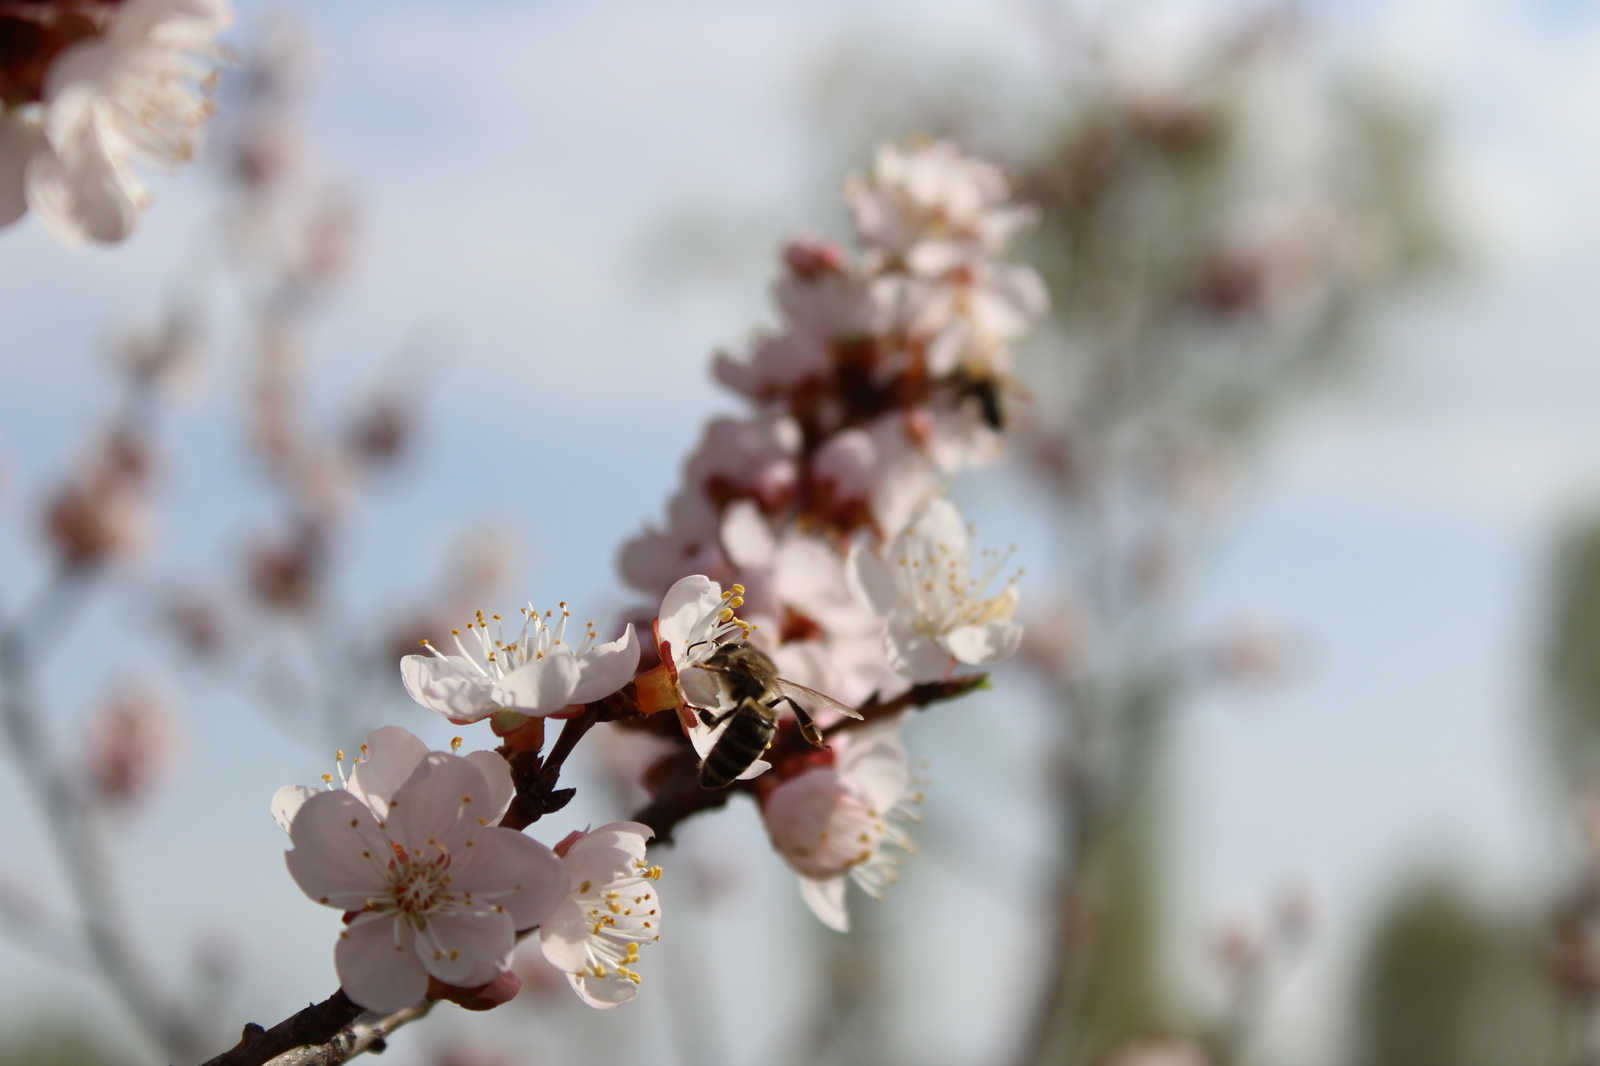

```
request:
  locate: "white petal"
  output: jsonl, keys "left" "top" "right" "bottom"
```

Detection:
{"left": 566, "top": 970, "right": 639, "bottom": 1009}
{"left": 568, "top": 624, "right": 641, "bottom": 705}
{"left": 719, "top": 499, "right": 776, "bottom": 570}
{"left": 538, "top": 899, "right": 594, "bottom": 974}
{"left": 400, "top": 654, "right": 496, "bottom": 721}
{"left": 655, "top": 575, "right": 723, "bottom": 650}
{"left": 904, "top": 497, "right": 969, "bottom": 557}
{"left": 839, "top": 713, "right": 910, "bottom": 815}
{"left": 336, "top": 913, "right": 428, "bottom": 1014}
{"left": 462, "top": 750, "right": 515, "bottom": 825}
{"left": 284, "top": 791, "right": 387, "bottom": 910}
{"left": 943, "top": 620, "right": 1023, "bottom": 667}
{"left": 568, "top": 822, "right": 653, "bottom": 864}
{"left": 347, "top": 726, "right": 429, "bottom": 821}
{"left": 385, "top": 753, "right": 487, "bottom": 857}
{"left": 885, "top": 616, "right": 954, "bottom": 683}
{"left": 799, "top": 876, "right": 850, "bottom": 932}
{"left": 845, "top": 542, "right": 905, "bottom": 620}
{"left": 490, "top": 650, "right": 581, "bottom": 715}
{"left": 453, "top": 828, "right": 570, "bottom": 931}
{"left": 270, "top": 784, "right": 317, "bottom": 836}
{"left": 27, "top": 99, "right": 144, "bottom": 244}
{"left": 415, "top": 908, "right": 515, "bottom": 988}
{"left": 677, "top": 665, "right": 731, "bottom": 713}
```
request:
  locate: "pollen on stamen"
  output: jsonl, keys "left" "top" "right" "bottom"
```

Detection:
{"left": 450, "top": 736, "right": 463, "bottom": 753}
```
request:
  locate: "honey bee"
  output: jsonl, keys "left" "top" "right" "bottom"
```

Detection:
{"left": 690, "top": 641, "right": 863, "bottom": 789}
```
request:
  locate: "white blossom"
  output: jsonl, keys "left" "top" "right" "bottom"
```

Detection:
{"left": 847, "top": 497, "right": 1022, "bottom": 681}
{"left": 845, "top": 139, "right": 1037, "bottom": 277}
{"left": 400, "top": 606, "right": 639, "bottom": 723}
{"left": 760, "top": 713, "right": 920, "bottom": 932}
{"left": 538, "top": 821, "right": 662, "bottom": 1008}
{"left": 0, "top": 0, "right": 233, "bottom": 244}
{"left": 278, "top": 726, "right": 569, "bottom": 1013}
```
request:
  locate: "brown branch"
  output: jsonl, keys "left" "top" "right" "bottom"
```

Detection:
{"left": 196, "top": 676, "right": 990, "bottom": 1064}
{"left": 631, "top": 675, "right": 988, "bottom": 844}
{"left": 197, "top": 990, "right": 362, "bottom": 1066}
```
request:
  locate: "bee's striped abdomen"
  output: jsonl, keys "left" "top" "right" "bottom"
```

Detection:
{"left": 700, "top": 701, "right": 777, "bottom": 789}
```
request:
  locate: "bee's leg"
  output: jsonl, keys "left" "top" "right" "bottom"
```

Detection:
{"left": 783, "top": 698, "right": 827, "bottom": 748}
{"left": 700, "top": 706, "right": 740, "bottom": 729}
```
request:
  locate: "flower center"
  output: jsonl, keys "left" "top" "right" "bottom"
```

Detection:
{"left": 896, "top": 537, "right": 1017, "bottom": 635}
{"left": 573, "top": 861, "right": 662, "bottom": 986}
{"left": 374, "top": 849, "right": 456, "bottom": 927}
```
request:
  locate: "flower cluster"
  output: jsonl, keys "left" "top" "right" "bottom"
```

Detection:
{"left": 0, "top": 0, "right": 232, "bottom": 244}
{"left": 273, "top": 728, "right": 662, "bottom": 1014}
{"left": 621, "top": 138, "right": 1041, "bottom": 708}
{"left": 267, "top": 140, "right": 1037, "bottom": 1038}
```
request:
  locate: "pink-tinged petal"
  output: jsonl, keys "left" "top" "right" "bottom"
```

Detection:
{"left": 799, "top": 875, "right": 850, "bottom": 932}
{"left": 284, "top": 791, "right": 386, "bottom": 910}
{"left": 537, "top": 899, "right": 593, "bottom": 974}
{"left": 415, "top": 909, "right": 515, "bottom": 988}
{"left": 336, "top": 913, "right": 428, "bottom": 1014}
{"left": 567, "top": 970, "right": 640, "bottom": 1009}
{"left": 567, "top": 822, "right": 652, "bottom": 865}
{"left": 845, "top": 542, "right": 904, "bottom": 620}
{"left": 270, "top": 784, "right": 317, "bottom": 836}
{"left": 461, "top": 751, "right": 515, "bottom": 825}
{"left": 0, "top": 113, "right": 42, "bottom": 230}
{"left": 400, "top": 654, "right": 496, "bottom": 722}
{"left": 656, "top": 575, "right": 723, "bottom": 650}
{"left": 943, "top": 619, "right": 1023, "bottom": 667}
{"left": 568, "top": 624, "right": 641, "bottom": 705}
{"left": 839, "top": 714, "right": 910, "bottom": 815}
{"left": 453, "top": 828, "right": 569, "bottom": 931}
{"left": 884, "top": 616, "right": 954, "bottom": 683}
{"left": 347, "top": 726, "right": 429, "bottom": 821}
{"left": 490, "top": 650, "right": 581, "bottom": 715}
{"left": 719, "top": 500, "right": 776, "bottom": 570}
{"left": 384, "top": 753, "right": 484, "bottom": 857}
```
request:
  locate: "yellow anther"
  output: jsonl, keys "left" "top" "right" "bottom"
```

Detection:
{"left": 321, "top": 773, "right": 333, "bottom": 784}
{"left": 717, "top": 607, "right": 734, "bottom": 622}
{"left": 644, "top": 866, "right": 663, "bottom": 881}
{"left": 450, "top": 736, "right": 463, "bottom": 752}
{"left": 731, "top": 584, "right": 745, "bottom": 596}
{"left": 336, "top": 750, "right": 344, "bottom": 762}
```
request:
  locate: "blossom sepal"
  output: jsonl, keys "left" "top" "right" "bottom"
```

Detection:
{"left": 427, "top": 970, "right": 523, "bottom": 1012}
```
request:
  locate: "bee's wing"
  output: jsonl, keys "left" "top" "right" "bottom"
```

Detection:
{"left": 775, "top": 678, "right": 864, "bottom": 720}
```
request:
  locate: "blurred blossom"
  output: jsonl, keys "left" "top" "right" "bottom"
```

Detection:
{"left": 161, "top": 589, "right": 228, "bottom": 659}
{"left": 87, "top": 682, "right": 182, "bottom": 805}
{"left": 1206, "top": 619, "right": 1294, "bottom": 688}
{"left": 846, "top": 497, "right": 1022, "bottom": 682}
{"left": 1105, "top": 1039, "right": 1211, "bottom": 1066}
{"left": 44, "top": 427, "right": 153, "bottom": 569}
{"left": 0, "top": 0, "right": 233, "bottom": 243}
{"left": 246, "top": 520, "right": 323, "bottom": 612}
{"left": 759, "top": 711, "right": 920, "bottom": 932}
